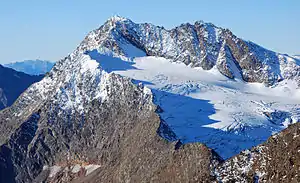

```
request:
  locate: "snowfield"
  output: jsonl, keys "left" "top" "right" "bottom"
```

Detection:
{"left": 87, "top": 49, "right": 300, "bottom": 159}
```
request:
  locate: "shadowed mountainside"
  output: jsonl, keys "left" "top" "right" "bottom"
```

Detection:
{"left": 0, "top": 65, "right": 43, "bottom": 110}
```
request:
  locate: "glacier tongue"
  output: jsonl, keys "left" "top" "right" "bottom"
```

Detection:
{"left": 85, "top": 49, "right": 300, "bottom": 159}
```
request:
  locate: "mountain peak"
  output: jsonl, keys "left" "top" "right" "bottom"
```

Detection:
{"left": 4, "top": 60, "right": 55, "bottom": 75}
{"left": 194, "top": 20, "right": 216, "bottom": 27}
{"left": 107, "top": 15, "right": 129, "bottom": 23}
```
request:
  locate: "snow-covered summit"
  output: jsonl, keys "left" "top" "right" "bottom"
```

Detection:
{"left": 107, "top": 15, "right": 129, "bottom": 23}
{"left": 76, "top": 16, "right": 300, "bottom": 86}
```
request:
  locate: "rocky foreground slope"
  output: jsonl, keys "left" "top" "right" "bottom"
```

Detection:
{"left": 216, "top": 121, "right": 300, "bottom": 183}
{"left": 0, "top": 16, "right": 299, "bottom": 183}
{"left": 0, "top": 55, "right": 220, "bottom": 183}
{"left": 41, "top": 121, "right": 300, "bottom": 183}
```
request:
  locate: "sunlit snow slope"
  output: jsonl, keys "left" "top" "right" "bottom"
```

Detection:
{"left": 87, "top": 49, "right": 300, "bottom": 159}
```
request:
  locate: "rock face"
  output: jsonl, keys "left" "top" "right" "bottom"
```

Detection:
{"left": 0, "top": 16, "right": 299, "bottom": 183}
{"left": 68, "top": 120, "right": 300, "bottom": 183}
{"left": 0, "top": 65, "right": 43, "bottom": 110}
{"left": 78, "top": 16, "right": 300, "bottom": 86}
{"left": 0, "top": 65, "right": 220, "bottom": 183}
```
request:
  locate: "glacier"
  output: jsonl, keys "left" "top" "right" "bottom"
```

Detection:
{"left": 86, "top": 48, "right": 300, "bottom": 159}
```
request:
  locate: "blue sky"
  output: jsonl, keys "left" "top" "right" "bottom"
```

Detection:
{"left": 0, "top": 0, "right": 299, "bottom": 63}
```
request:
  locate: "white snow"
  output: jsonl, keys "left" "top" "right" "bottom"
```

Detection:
{"left": 70, "top": 164, "right": 101, "bottom": 176}
{"left": 119, "top": 42, "right": 146, "bottom": 58}
{"left": 80, "top": 57, "right": 99, "bottom": 74}
{"left": 48, "top": 165, "right": 62, "bottom": 178}
{"left": 94, "top": 54, "right": 300, "bottom": 159}
{"left": 108, "top": 15, "right": 128, "bottom": 23}
{"left": 85, "top": 164, "right": 101, "bottom": 176}
{"left": 292, "top": 55, "right": 300, "bottom": 60}
{"left": 44, "top": 164, "right": 101, "bottom": 178}
{"left": 71, "top": 164, "right": 82, "bottom": 173}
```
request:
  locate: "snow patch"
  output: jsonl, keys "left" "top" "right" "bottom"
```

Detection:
{"left": 85, "top": 164, "right": 101, "bottom": 176}
{"left": 48, "top": 166, "right": 62, "bottom": 178}
{"left": 71, "top": 164, "right": 82, "bottom": 173}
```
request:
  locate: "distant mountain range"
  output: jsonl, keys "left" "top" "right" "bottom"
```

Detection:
{"left": 293, "top": 55, "right": 300, "bottom": 59}
{"left": 4, "top": 60, "right": 55, "bottom": 75}
{"left": 0, "top": 65, "right": 43, "bottom": 110}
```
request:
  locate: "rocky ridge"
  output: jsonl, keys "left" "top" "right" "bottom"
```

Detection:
{"left": 78, "top": 16, "right": 300, "bottom": 86}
